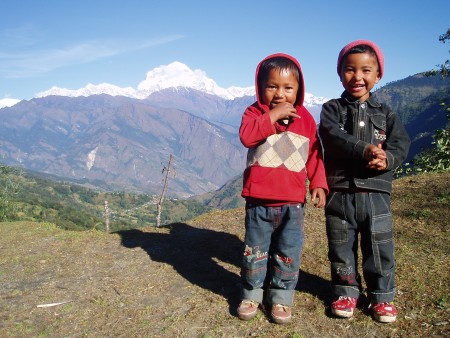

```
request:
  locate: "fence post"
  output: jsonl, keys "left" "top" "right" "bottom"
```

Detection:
{"left": 156, "top": 154, "right": 173, "bottom": 227}
{"left": 104, "top": 200, "right": 110, "bottom": 232}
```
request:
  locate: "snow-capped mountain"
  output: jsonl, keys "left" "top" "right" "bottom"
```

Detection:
{"left": 136, "top": 62, "right": 256, "bottom": 99}
{"left": 303, "top": 92, "right": 329, "bottom": 107}
{"left": 0, "top": 98, "right": 20, "bottom": 109}
{"left": 31, "top": 61, "right": 327, "bottom": 105}
{"left": 35, "top": 62, "right": 255, "bottom": 101}
{"left": 36, "top": 83, "right": 138, "bottom": 99}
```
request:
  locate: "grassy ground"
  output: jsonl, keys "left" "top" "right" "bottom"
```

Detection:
{"left": 0, "top": 172, "right": 448, "bottom": 337}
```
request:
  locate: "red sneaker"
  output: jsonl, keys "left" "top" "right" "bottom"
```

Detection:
{"left": 370, "top": 302, "right": 397, "bottom": 323}
{"left": 331, "top": 296, "right": 357, "bottom": 318}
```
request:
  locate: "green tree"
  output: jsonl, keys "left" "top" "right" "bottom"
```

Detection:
{"left": 425, "top": 28, "right": 450, "bottom": 78}
{"left": 410, "top": 104, "right": 450, "bottom": 173}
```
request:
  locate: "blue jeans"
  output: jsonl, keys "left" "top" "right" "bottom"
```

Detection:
{"left": 240, "top": 203, "right": 304, "bottom": 306}
{"left": 325, "top": 191, "right": 395, "bottom": 303}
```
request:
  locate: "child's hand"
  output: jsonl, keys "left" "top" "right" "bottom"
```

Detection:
{"left": 268, "top": 102, "right": 298, "bottom": 125}
{"left": 310, "top": 188, "right": 326, "bottom": 208}
{"left": 365, "top": 144, "right": 387, "bottom": 170}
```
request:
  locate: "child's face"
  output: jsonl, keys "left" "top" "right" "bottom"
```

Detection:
{"left": 340, "top": 52, "right": 380, "bottom": 102}
{"left": 261, "top": 68, "right": 299, "bottom": 108}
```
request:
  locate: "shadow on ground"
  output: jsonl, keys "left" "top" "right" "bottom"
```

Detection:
{"left": 296, "top": 269, "right": 334, "bottom": 317}
{"left": 116, "top": 223, "right": 243, "bottom": 311}
{"left": 117, "top": 223, "right": 334, "bottom": 317}
{"left": 296, "top": 269, "right": 331, "bottom": 303}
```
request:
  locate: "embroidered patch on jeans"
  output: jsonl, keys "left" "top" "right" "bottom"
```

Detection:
{"left": 244, "top": 245, "right": 268, "bottom": 262}
{"left": 276, "top": 253, "right": 293, "bottom": 267}
{"left": 336, "top": 266, "right": 356, "bottom": 284}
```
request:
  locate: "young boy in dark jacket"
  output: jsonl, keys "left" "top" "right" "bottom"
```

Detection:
{"left": 238, "top": 53, "right": 328, "bottom": 324}
{"left": 319, "top": 40, "right": 410, "bottom": 323}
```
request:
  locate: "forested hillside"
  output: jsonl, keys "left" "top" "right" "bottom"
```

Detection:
{"left": 374, "top": 73, "right": 450, "bottom": 160}
{"left": 0, "top": 165, "right": 211, "bottom": 230}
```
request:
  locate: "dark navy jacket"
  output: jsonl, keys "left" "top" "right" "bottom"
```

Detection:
{"left": 319, "top": 92, "right": 411, "bottom": 194}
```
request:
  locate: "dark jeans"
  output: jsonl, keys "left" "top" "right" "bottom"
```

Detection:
{"left": 240, "top": 203, "right": 304, "bottom": 306}
{"left": 325, "top": 191, "right": 396, "bottom": 303}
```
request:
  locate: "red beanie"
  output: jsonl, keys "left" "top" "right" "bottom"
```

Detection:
{"left": 337, "top": 40, "right": 384, "bottom": 79}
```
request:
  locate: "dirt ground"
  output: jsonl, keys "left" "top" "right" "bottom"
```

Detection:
{"left": 0, "top": 173, "right": 449, "bottom": 338}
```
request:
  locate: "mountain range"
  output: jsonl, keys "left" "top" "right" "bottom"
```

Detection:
{"left": 0, "top": 62, "right": 448, "bottom": 198}
{"left": 0, "top": 62, "right": 327, "bottom": 197}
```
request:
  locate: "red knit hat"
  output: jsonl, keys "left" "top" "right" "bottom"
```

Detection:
{"left": 337, "top": 40, "right": 384, "bottom": 79}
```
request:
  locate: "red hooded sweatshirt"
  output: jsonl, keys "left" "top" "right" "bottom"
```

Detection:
{"left": 239, "top": 53, "right": 328, "bottom": 205}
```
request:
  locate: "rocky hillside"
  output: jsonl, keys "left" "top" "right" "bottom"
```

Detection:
{"left": 0, "top": 94, "right": 247, "bottom": 196}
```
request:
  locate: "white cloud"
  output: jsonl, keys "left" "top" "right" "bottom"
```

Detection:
{"left": 0, "top": 34, "right": 184, "bottom": 79}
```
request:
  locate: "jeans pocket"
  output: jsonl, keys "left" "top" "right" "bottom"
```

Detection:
{"left": 326, "top": 192, "right": 348, "bottom": 243}
{"left": 370, "top": 192, "right": 393, "bottom": 243}
{"left": 370, "top": 192, "right": 392, "bottom": 218}
{"left": 326, "top": 218, "right": 348, "bottom": 243}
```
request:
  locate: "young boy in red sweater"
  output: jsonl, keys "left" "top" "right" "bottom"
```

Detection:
{"left": 238, "top": 53, "right": 328, "bottom": 324}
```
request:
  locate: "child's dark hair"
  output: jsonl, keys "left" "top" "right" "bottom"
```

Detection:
{"left": 337, "top": 40, "right": 384, "bottom": 78}
{"left": 345, "top": 44, "right": 377, "bottom": 58}
{"left": 257, "top": 56, "right": 300, "bottom": 99}
{"left": 342, "top": 45, "right": 380, "bottom": 71}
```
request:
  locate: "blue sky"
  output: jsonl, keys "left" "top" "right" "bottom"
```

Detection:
{"left": 1, "top": 0, "right": 449, "bottom": 101}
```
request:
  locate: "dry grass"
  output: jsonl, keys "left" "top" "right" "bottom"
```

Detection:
{"left": 0, "top": 172, "right": 448, "bottom": 337}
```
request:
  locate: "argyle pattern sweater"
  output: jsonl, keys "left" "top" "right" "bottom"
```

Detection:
{"left": 239, "top": 53, "right": 328, "bottom": 205}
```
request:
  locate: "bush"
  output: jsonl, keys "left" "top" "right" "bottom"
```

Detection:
{"left": 396, "top": 104, "right": 449, "bottom": 176}
{"left": 0, "top": 165, "right": 22, "bottom": 221}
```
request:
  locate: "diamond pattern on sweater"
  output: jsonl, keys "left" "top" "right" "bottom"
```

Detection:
{"left": 247, "top": 132, "right": 309, "bottom": 172}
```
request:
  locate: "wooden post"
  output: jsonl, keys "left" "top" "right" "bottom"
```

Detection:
{"left": 104, "top": 200, "right": 110, "bottom": 232}
{"left": 156, "top": 154, "right": 173, "bottom": 227}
